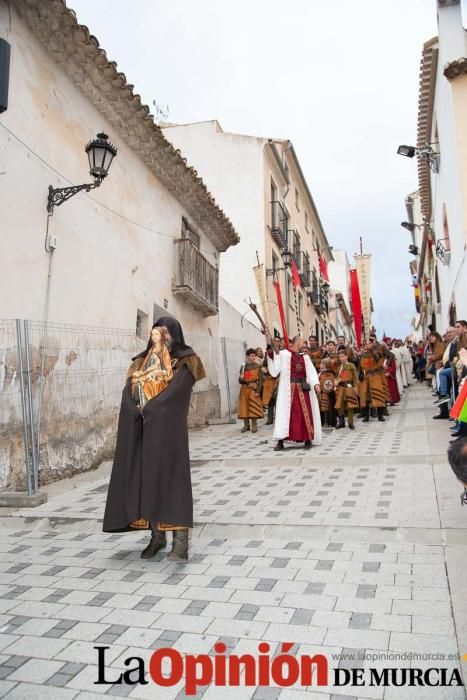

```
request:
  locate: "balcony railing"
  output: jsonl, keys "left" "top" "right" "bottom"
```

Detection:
{"left": 308, "top": 271, "right": 328, "bottom": 314}
{"left": 269, "top": 200, "right": 289, "bottom": 249}
{"left": 435, "top": 239, "right": 451, "bottom": 265}
{"left": 319, "top": 281, "right": 329, "bottom": 315}
{"left": 309, "top": 271, "right": 320, "bottom": 306}
{"left": 300, "top": 252, "right": 311, "bottom": 288}
{"left": 290, "top": 232, "right": 301, "bottom": 271}
{"left": 173, "top": 238, "right": 219, "bottom": 317}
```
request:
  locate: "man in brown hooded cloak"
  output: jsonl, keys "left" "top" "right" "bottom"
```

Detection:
{"left": 103, "top": 317, "right": 206, "bottom": 561}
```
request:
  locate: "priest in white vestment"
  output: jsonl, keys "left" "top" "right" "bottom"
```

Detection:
{"left": 267, "top": 335, "right": 322, "bottom": 450}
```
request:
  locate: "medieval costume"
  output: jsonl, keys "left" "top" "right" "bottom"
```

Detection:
{"left": 268, "top": 349, "right": 322, "bottom": 449}
{"left": 334, "top": 361, "right": 359, "bottom": 429}
{"left": 308, "top": 346, "right": 323, "bottom": 371}
{"left": 384, "top": 352, "right": 401, "bottom": 405}
{"left": 103, "top": 317, "right": 206, "bottom": 562}
{"left": 400, "top": 343, "right": 413, "bottom": 386}
{"left": 238, "top": 357, "right": 264, "bottom": 432}
{"left": 391, "top": 344, "right": 405, "bottom": 396}
{"left": 322, "top": 349, "right": 339, "bottom": 373}
{"left": 358, "top": 344, "right": 387, "bottom": 422}
{"left": 262, "top": 350, "right": 278, "bottom": 425}
{"left": 318, "top": 359, "right": 337, "bottom": 428}
{"left": 378, "top": 344, "right": 391, "bottom": 415}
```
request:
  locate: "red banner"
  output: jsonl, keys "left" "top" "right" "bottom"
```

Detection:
{"left": 273, "top": 280, "right": 289, "bottom": 349}
{"left": 349, "top": 269, "right": 363, "bottom": 349}
{"left": 290, "top": 259, "right": 301, "bottom": 288}
{"left": 319, "top": 253, "right": 329, "bottom": 282}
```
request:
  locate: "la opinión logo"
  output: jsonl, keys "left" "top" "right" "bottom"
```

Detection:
{"left": 95, "top": 643, "right": 328, "bottom": 694}
{"left": 94, "top": 644, "right": 464, "bottom": 695}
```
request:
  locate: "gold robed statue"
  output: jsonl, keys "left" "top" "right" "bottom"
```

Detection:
{"left": 131, "top": 327, "right": 173, "bottom": 410}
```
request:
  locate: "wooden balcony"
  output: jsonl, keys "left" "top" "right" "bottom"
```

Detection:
{"left": 173, "top": 238, "right": 219, "bottom": 317}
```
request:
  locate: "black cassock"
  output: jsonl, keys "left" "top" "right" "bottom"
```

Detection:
{"left": 103, "top": 356, "right": 202, "bottom": 533}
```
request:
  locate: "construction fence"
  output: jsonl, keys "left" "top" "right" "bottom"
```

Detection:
{"left": 0, "top": 320, "right": 246, "bottom": 493}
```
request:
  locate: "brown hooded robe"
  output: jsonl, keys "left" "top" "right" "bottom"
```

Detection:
{"left": 103, "top": 318, "right": 205, "bottom": 533}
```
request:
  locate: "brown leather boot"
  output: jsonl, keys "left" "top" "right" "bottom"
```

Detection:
{"left": 140, "top": 529, "right": 167, "bottom": 559}
{"left": 251, "top": 419, "right": 258, "bottom": 433}
{"left": 168, "top": 530, "right": 189, "bottom": 562}
{"left": 241, "top": 420, "right": 250, "bottom": 433}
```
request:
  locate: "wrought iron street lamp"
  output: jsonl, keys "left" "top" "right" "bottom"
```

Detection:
{"left": 47, "top": 132, "right": 117, "bottom": 213}
{"left": 265, "top": 248, "right": 293, "bottom": 276}
{"left": 281, "top": 249, "right": 293, "bottom": 266}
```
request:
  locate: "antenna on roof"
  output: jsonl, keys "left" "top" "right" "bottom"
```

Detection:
{"left": 153, "top": 100, "right": 169, "bottom": 124}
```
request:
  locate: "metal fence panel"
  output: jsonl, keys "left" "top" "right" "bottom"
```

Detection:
{"left": 0, "top": 320, "right": 246, "bottom": 492}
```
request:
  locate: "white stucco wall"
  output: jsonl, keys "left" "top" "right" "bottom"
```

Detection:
{"left": 328, "top": 250, "right": 351, "bottom": 311}
{"left": 328, "top": 250, "right": 356, "bottom": 340}
{"left": 0, "top": 5, "right": 220, "bottom": 338}
{"left": 162, "top": 122, "right": 266, "bottom": 337}
{"left": 430, "top": 1, "right": 467, "bottom": 326}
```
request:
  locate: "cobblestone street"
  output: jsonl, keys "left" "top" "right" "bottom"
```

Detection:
{"left": 0, "top": 383, "right": 466, "bottom": 699}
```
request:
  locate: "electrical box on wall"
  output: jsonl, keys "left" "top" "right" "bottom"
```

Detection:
{"left": 0, "top": 38, "right": 11, "bottom": 114}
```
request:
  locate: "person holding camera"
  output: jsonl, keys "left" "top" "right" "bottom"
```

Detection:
{"left": 266, "top": 333, "right": 322, "bottom": 451}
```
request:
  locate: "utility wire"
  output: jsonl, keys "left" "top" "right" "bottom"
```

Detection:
{"left": 0, "top": 122, "right": 178, "bottom": 241}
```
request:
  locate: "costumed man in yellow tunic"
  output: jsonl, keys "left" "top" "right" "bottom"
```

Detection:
{"left": 379, "top": 341, "right": 392, "bottom": 416}
{"left": 358, "top": 336, "right": 387, "bottom": 422}
{"left": 308, "top": 335, "right": 322, "bottom": 371}
{"left": 322, "top": 340, "right": 340, "bottom": 373}
{"left": 335, "top": 347, "right": 359, "bottom": 430}
{"left": 238, "top": 348, "right": 264, "bottom": 433}
{"left": 319, "top": 358, "right": 337, "bottom": 428}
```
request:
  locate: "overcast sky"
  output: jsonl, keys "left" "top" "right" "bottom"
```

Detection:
{"left": 70, "top": 0, "right": 457, "bottom": 338}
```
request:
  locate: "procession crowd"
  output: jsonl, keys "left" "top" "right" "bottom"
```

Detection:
{"left": 101, "top": 315, "right": 467, "bottom": 563}
{"left": 238, "top": 324, "right": 467, "bottom": 450}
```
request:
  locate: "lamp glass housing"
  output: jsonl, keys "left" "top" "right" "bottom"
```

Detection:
{"left": 86, "top": 132, "right": 117, "bottom": 180}
{"left": 281, "top": 250, "right": 292, "bottom": 266}
{"left": 397, "top": 145, "right": 416, "bottom": 158}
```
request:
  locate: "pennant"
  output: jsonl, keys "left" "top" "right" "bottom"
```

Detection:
{"left": 319, "top": 253, "right": 329, "bottom": 282}
{"left": 273, "top": 280, "right": 289, "bottom": 349}
{"left": 290, "top": 259, "right": 301, "bottom": 288}
{"left": 349, "top": 269, "right": 363, "bottom": 349}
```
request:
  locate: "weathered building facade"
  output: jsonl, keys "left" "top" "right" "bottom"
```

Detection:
{"left": 162, "top": 121, "right": 334, "bottom": 344}
{"left": 0, "top": 0, "right": 240, "bottom": 490}
{"left": 404, "top": 0, "right": 467, "bottom": 334}
{"left": 328, "top": 250, "right": 357, "bottom": 343}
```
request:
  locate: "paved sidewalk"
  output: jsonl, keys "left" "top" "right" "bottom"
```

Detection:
{"left": 0, "top": 383, "right": 466, "bottom": 699}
